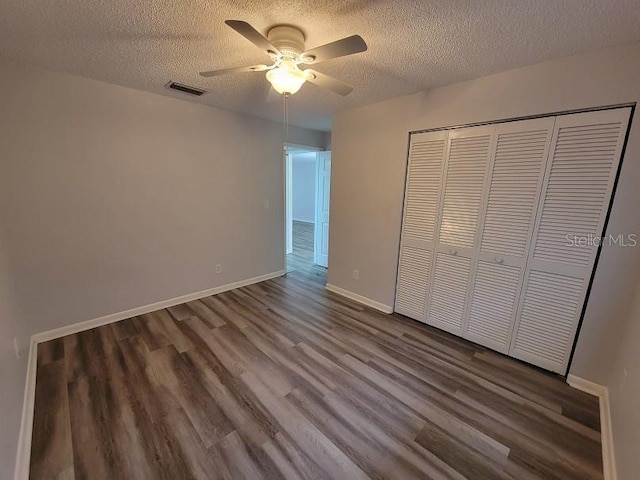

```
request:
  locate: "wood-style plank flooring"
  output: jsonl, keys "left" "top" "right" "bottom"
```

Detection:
{"left": 30, "top": 266, "right": 603, "bottom": 479}
{"left": 286, "top": 221, "right": 314, "bottom": 273}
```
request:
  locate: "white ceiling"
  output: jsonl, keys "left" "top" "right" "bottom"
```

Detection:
{"left": 1, "top": 1, "right": 639, "bottom": 132}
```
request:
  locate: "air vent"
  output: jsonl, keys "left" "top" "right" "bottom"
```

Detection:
{"left": 166, "top": 81, "right": 207, "bottom": 96}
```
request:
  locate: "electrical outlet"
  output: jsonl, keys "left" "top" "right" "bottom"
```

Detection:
{"left": 216, "top": 263, "right": 223, "bottom": 274}
{"left": 13, "top": 337, "right": 20, "bottom": 359}
{"left": 352, "top": 269, "right": 359, "bottom": 280}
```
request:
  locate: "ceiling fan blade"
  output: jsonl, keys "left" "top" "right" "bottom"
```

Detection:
{"left": 304, "top": 69, "right": 353, "bottom": 96}
{"left": 199, "top": 64, "right": 269, "bottom": 78}
{"left": 225, "top": 20, "right": 280, "bottom": 56}
{"left": 301, "top": 35, "right": 367, "bottom": 64}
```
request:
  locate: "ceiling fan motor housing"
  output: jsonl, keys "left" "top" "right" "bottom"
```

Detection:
{"left": 268, "top": 25, "right": 305, "bottom": 59}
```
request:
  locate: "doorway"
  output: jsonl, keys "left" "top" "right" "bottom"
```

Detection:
{"left": 285, "top": 145, "right": 331, "bottom": 273}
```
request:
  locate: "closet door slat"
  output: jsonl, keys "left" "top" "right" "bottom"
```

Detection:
{"left": 396, "top": 246, "right": 432, "bottom": 320}
{"left": 481, "top": 125, "right": 553, "bottom": 257}
{"left": 395, "top": 131, "right": 448, "bottom": 320}
{"left": 428, "top": 253, "right": 471, "bottom": 335}
{"left": 438, "top": 133, "right": 492, "bottom": 249}
{"left": 466, "top": 261, "right": 521, "bottom": 353}
{"left": 533, "top": 121, "right": 625, "bottom": 268}
{"left": 513, "top": 270, "right": 584, "bottom": 369}
{"left": 403, "top": 136, "right": 447, "bottom": 243}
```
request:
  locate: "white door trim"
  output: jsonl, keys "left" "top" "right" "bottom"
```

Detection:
{"left": 566, "top": 375, "right": 616, "bottom": 480}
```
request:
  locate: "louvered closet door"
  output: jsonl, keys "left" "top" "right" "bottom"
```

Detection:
{"left": 464, "top": 118, "right": 555, "bottom": 353}
{"left": 395, "top": 131, "right": 448, "bottom": 321}
{"left": 427, "top": 125, "right": 493, "bottom": 335}
{"left": 510, "top": 108, "right": 632, "bottom": 373}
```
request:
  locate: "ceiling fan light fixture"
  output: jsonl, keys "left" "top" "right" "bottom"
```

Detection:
{"left": 266, "top": 63, "right": 308, "bottom": 95}
{"left": 199, "top": 20, "right": 365, "bottom": 97}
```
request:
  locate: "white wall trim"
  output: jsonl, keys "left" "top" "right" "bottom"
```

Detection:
{"left": 567, "top": 374, "right": 617, "bottom": 480}
{"left": 13, "top": 339, "right": 37, "bottom": 480}
{"left": 325, "top": 283, "right": 394, "bottom": 314}
{"left": 32, "top": 270, "right": 284, "bottom": 344}
{"left": 567, "top": 374, "right": 607, "bottom": 396}
{"left": 14, "top": 269, "right": 284, "bottom": 480}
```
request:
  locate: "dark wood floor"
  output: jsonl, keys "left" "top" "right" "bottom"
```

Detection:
{"left": 286, "top": 220, "right": 314, "bottom": 273}
{"left": 30, "top": 266, "right": 603, "bottom": 480}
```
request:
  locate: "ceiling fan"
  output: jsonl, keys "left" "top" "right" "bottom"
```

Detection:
{"left": 199, "top": 20, "right": 367, "bottom": 96}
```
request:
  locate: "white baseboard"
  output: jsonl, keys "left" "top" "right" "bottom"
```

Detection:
{"left": 567, "top": 374, "right": 616, "bottom": 480}
{"left": 325, "top": 283, "right": 393, "bottom": 314}
{"left": 567, "top": 374, "right": 607, "bottom": 396}
{"left": 32, "top": 270, "right": 284, "bottom": 344}
{"left": 14, "top": 269, "right": 284, "bottom": 480}
{"left": 14, "top": 339, "right": 37, "bottom": 480}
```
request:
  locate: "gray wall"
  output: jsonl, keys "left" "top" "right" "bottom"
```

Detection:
{"left": 608, "top": 282, "right": 640, "bottom": 480}
{"left": 328, "top": 41, "right": 640, "bottom": 477}
{"left": 0, "top": 63, "right": 326, "bottom": 478}
{"left": 292, "top": 153, "right": 317, "bottom": 223}
{"left": 0, "top": 230, "right": 29, "bottom": 478}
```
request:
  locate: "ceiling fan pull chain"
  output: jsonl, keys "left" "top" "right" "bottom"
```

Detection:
{"left": 283, "top": 93, "right": 290, "bottom": 144}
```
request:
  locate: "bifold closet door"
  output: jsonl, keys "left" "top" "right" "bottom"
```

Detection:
{"left": 396, "top": 107, "right": 631, "bottom": 374}
{"left": 395, "top": 131, "right": 448, "bottom": 321}
{"left": 464, "top": 118, "right": 555, "bottom": 353}
{"left": 510, "top": 108, "right": 632, "bottom": 373}
{"left": 427, "top": 125, "right": 493, "bottom": 336}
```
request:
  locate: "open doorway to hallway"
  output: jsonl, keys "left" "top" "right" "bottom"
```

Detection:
{"left": 285, "top": 145, "right": 331, "bottom": 273}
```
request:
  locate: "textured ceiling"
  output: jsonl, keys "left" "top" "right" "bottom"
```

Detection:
{"left": 1, "top": 1, "right": 640, "bottom": 131}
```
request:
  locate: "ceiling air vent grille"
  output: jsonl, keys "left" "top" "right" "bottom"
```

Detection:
{"left": 166, "top": 81, "right": 207, "bottom": 96}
